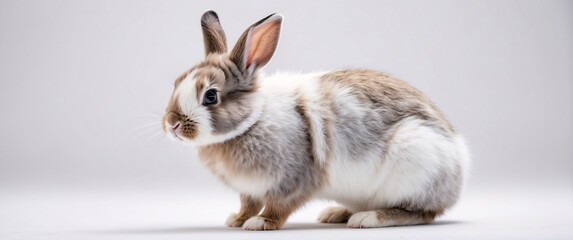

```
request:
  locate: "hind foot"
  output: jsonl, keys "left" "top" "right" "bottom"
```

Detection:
{"left": 347, "top": 208, "right": 437, "bottom": 228}
{"left": 317, "top": 206, "right": 352, "bottom": 223}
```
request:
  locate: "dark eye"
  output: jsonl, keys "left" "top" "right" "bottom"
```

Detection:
{"left": 202, "top": 89, "right": 218, "bottom": 106}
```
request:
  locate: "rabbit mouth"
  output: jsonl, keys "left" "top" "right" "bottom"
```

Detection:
{"left": 170, "top": 131, "right": 184, "bottom": 142}
{"left": 171, "top": 123, "right": 183, "bottom": 140}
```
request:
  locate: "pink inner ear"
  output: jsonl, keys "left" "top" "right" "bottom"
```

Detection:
{"left": 246, "top": 20, "right": 281, "bottom": 69}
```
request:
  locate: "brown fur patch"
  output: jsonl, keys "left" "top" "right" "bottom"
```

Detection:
{"left": 320, "top": 70, "right": 455, "bottom": 137}
{"left": 252, "top": 195, "right": 310, "bottom": 230}
{"left": 180, "top": 120, "right": 198, "bottom": 139}
{"left": 199, "top": 55, "right": 258, "bottom": 134}
{"left": 316, "top": 84, "right": 339, "bottom": 186}
{"left": 174, "top": 69, "right": 192, "bottom": 87}
{"left": 197, "top": 137, "right": 243, "bottom": 183}
{"left": 194, "top": 77, "right": 207, "bottom": 103}
{"left": 294, "top": 89, "right": 315, "bottom": 164}
{"left": 201, "top": 11, "right": 227, "bottom": 55}
{"left": 229, "top": 30, "right": 248, "bottom": 70}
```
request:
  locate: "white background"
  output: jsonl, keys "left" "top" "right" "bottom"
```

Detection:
{"left": 1, "top": 0, "right": 572, "bottom": 239}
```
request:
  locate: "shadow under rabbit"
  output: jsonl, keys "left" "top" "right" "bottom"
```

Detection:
{"left": 89, "top": 220, "right": 464, "bottom": 235}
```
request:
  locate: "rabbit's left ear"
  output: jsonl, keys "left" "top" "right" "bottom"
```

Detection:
{"left": 201, "top": 10, "right": 227, "bottom": 56}
{"left": 230, "top": 13, "right": 283, "bottom": 74}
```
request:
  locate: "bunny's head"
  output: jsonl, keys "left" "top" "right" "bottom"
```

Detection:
{"left": 163, "top": 11, "right": 283, "bottom": 146}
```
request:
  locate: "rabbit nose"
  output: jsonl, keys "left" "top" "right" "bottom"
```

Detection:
{"left": 171, "top": 122, "right": 181, "bottom": 131}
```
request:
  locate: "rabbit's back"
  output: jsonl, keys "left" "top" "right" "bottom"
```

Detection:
{"left": 306, "top": 70, "right": 468, "bottom": 213}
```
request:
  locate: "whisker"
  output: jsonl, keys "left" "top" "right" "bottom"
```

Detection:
{"left": 131, "top": 121, "right": 163, "bottom": 133}
{"left": 120, "top": 111, "right": 163, "bottom": 120}
{"left": 132, "top": 126, "right": 163, "bottom": 140}
{"left": 142, "top": 130, "right": 163, "bottom": 147}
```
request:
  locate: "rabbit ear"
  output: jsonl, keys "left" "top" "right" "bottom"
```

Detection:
{"left": 230, "top": 13, "right": 283, "bottom": 73}
{"left": 201, "top": 10, "right": 227, "bottom": 56}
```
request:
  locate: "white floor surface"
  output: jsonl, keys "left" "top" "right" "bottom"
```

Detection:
{"left": 1, "top": 185, "right": 572, "bottom": 240}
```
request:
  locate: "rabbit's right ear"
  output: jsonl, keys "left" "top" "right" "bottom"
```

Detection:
{"left": 201, "top": 10, "right": 227, "bottom": 56}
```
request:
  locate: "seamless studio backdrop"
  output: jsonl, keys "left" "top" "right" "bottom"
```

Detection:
{"left": 0, "top": 0, "right": 571, "bottom": 239}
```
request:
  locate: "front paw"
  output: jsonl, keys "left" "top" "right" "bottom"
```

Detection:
{"left": 225, "top": 213, "right": 246, "bottom": 227}
{"left": 242, "top": 216, "right": 280, "bottom": 231}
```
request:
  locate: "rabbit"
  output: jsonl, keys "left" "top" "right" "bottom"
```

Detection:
{"left": 162, "top": 10, "right": 470, "bottom": 231}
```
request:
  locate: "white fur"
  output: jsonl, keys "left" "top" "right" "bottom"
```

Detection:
{"left": 242, "top": 216, "right": 267, "bottom": 230}
{"left": 373, "top": 119, "right": 459, "bottom": 209}
{"left": 259, "top": 72, "right": 329, "bottom": 165}
{"left": 347, "top": 211, "right": 383, "bottom": 228}
{"left": 175, "top": 70, "right": 199, "bottom": 117}
{"left": 318, "top": 114, "right": 469, "bottom": 212}
{"left": 224, "top": 170, "right": 273, "bottom": 198}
